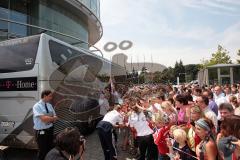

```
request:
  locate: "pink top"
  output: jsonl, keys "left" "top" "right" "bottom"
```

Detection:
{"left": 178, "top": 108, "right": 187, "bottom": 124}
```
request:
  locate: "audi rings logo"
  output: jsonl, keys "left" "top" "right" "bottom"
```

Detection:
{"left": 104, "top": 40, "right": 133, "bottom": 52}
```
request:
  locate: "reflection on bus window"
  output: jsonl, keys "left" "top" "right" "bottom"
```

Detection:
{"left": 0, "top": 36, "right": 39, "bottom": 73}
{"left": 49, "top": 40, "right": 82, "bottom": 66}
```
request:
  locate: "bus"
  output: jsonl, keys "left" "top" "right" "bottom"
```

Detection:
{"left": 0, "top": 33, "right": 128, "bottom": 149}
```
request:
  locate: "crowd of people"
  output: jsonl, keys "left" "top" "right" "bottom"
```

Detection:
{"left": 97, "top": 83, "right": 240, "bottom": 160}
{"left": 33, "top": 83, "right": 240, "bottom": 160}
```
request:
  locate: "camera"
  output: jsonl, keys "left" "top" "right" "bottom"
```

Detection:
{"left": 217, "top": 135, "right": 237, "bottom": 157}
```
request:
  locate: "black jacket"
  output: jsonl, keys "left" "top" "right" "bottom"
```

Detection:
{"left": 45, "top": 147, "right": 68, "bottom": 160}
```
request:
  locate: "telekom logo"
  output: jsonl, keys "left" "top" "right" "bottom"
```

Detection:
{"left": 5, "top": 80, "right": 12, "bottom": 88}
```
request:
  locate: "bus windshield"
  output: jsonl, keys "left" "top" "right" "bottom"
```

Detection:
{"left": 0, "top": 36, "right": 39, "bottom": 73}
{"left": 49, "top": 40, "right": 81, "bottom": 66}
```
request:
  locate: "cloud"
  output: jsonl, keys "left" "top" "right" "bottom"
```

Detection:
{"left": 100, "top": 1, "right": 128, "bottom": 26}
{"left": 96, "top": 40, "right": 214, "bottom": 67}
{"left": 220, "top": 22, "right": 240, "bottom": 62}
{"left": 180, "top": 0, "right": 240, "bottom": 16}
{"left": 96, "top": 0, "right": 240, "bottom": 67}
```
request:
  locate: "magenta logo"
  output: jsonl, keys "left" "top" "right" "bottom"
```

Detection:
{"left": 0, "top": 77, "right": 37, "bottom": 91}
{"left": 5, "top": 80, "right": 12, "bottom": 88}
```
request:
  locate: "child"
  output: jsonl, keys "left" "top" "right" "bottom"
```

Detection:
{"left": 152, "top": 111, "right": 171, "bottom": 160}
{"left": 172, "top": 128, "right": 195, "bottom": 160}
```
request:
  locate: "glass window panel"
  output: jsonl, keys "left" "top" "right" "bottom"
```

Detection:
{"left": 38, "top": 3, "right": 88, "bottom": 48}
{"left": 208, "top": 68, "right": 218, "bottom": 85}
{"left": 76, "top": 0, "right": 100, "bottom": 18}
{"left": 220, "top": 67, "right": 230, "bottom": 75}
{"left": 221, "top": 77, "right": 230, "bottom": 85}
{"left": 233, "top": 66, "right": 240, "bottom": 84}
{"left": 9, "top": 10, "right": 27, "bottom": 37}
{"left": 0, "top": 7, "right": 9, "bottom": 40}
{"left": 90, "top": 0, "right": 97, "bottom": 15}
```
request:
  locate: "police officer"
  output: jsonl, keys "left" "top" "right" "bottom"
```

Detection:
{"left": 33, "top": 90, "right": 58, "bottom": 160}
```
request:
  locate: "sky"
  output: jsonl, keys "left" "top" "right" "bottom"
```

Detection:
{"left": 95, "top": 0, "right": 240, "bottom": 67}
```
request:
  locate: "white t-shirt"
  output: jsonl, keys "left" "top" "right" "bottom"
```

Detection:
{"left": 214, "top": 93, "right": 227, "bottom": 120}
{"left": 128, "top": 111, "right": 153, "bottom": 136}
{"left": 102, "top": 110, "right": 123, "bottom": 126}
{"left": 214, "top": 93, "right": 227, "bottom": 106}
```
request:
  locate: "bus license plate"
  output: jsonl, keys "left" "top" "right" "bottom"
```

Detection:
{"left": 1, "top": 121, "right": 15, "bottom": 127}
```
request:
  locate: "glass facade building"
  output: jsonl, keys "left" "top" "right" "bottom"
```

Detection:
{"left": 0, "top": 0, "right": 102, "bottom": 49}
{"left": 206, "top": 64, "right": 240, "bottom": 85}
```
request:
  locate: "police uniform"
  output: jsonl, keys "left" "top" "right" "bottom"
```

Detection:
{"left": 33, "top": 99, "right": 56, "bottom": 160}
{"left": 96, "top": 109, "right": 123, "bottom": 160}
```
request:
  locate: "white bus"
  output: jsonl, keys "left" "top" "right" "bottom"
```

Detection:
{"left": 0, "top": 33, "right": 127, "bottom": 149}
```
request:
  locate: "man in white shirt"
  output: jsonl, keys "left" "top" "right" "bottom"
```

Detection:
{"left": 128, "top": 105, "right": 158, "bottom": 160}
{"left": 33, "top": 90, "right": 58, "bottom": 160}
{"left": 96, "top": 104, "right": 123, "bottom": 160}
{"left": 214, "top": 86, "right": 227, "bottom": 120}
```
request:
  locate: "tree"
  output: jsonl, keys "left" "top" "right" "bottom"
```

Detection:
{"left": 201, "top": 45, "right": 232, "bottom": 68}
{"left": 185, "top": 64, "right": 201, "bottom": 82}
{"left": 200, "top": 58, "right": 209, "bottom": 69}
{"left": 174, "top": 60, "right": 185, "bottom": 83}
{"left": 152, "top": 71, "right": 161, "bottom": 83}
{"left": 127, "top": 67, "right": 139, "bottom": 84}
{"left": 159, "top": 67, "right": 175, "bottom": 84}
{"left": 137, "top": 66, "right": 148, "bottom": 83}
{"left": 237, "top": 49, "right": 240, "bottom": 64}
{"left": 203, "top": 45, "right": 232, "bottom": 68}
{"left": 138, "top": 73, "right": 145, "bottom": 84}
{"left": 141, "top": 66, "right": 148, "bottom": 73}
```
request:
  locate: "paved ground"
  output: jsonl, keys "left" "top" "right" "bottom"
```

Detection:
{"left": 0, "top": 130, "right": 137, "bottom": 160}
{"left": 84, "top": 130, "right": 137, "bottom": 160}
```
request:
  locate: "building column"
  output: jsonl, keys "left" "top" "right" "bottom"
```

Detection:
{"left": 217, "top": 68, "right": 221, "bottom": 85}
{"left": 205, "top": 69, "right": 209, "bottom": 86}
{"left": 230, "top": 67, "right": 233, "bottom": 84}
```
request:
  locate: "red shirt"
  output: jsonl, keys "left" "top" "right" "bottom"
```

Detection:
{"left": 232, "top": 152, "right": 239, "bottom": 160}
{"left": 153, "top": 125, "right": 170, "bottom": 155}
{"left": 194, "top": 134, "right": 201, "bottom": 149}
